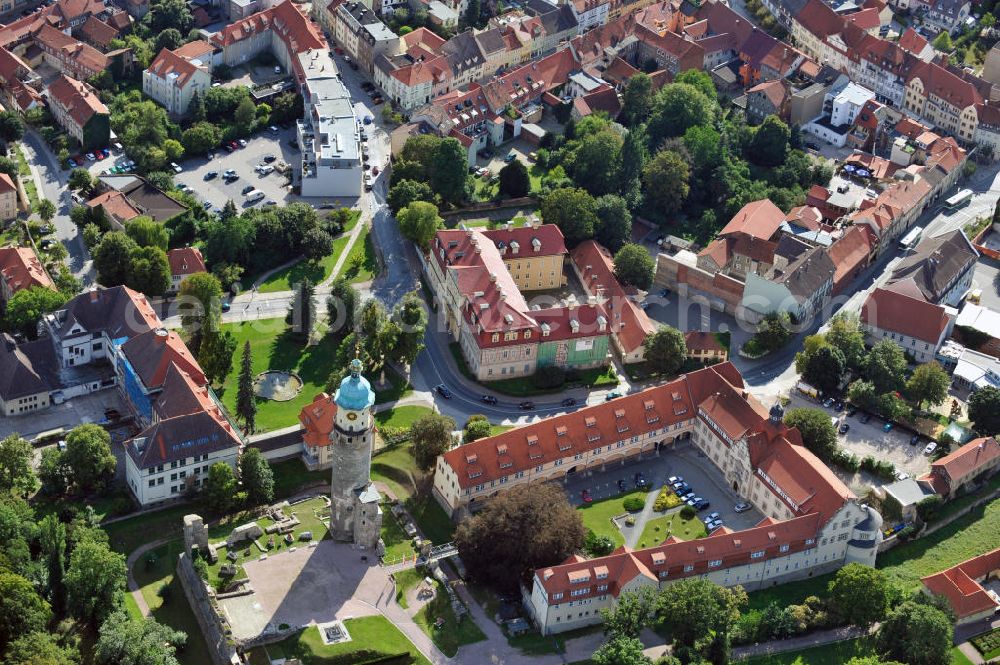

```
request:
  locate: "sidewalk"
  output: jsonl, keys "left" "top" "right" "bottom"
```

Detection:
{"left": 730, "top": 624, "right": 874, "bottom": 661}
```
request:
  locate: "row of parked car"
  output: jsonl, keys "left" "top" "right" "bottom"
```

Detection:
{"left": 824, "top": 397, "right": 938, "bottom": 456}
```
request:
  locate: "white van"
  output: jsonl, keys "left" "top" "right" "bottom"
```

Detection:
{"left": 245, "top": 189, "right": 265, "bottom": 202}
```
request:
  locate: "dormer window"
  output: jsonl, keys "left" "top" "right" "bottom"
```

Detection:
{"left": 497, "top": 443, "right": 508, "bottom": 455}
{"left": 492, "top": 333, "right": 499, "bottom": 342}
{"left": 555, "top": 426, "right": 567, "bottom": 437}
{"left": 466, "top": 453, "right": 478, "bottom": 464}
{"left": 585, "top": 417, "right": 596, "bottom": 428}
{"left": 644, "top": 400, "right": 655, "bottom": 411}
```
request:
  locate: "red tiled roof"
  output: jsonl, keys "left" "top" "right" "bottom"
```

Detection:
{"left": 86, "top": 190, "right": 141, "bottom": 222}
{"left": 783, "top": 205, "right": 823, "bottom": 232}
{"left": 34, "top": 24, "right": 109, "bottom": 73}
{"left": 147, "top": 47, "right": 203, "bottom": 89}
{"left": 299, "top": 392, "right": 336, "bottom": 447}
{"left": 172, "top": 39, "right": 214, "bottom": 61}
{"left": 684, "top": 331, "right": 725, "bottom": 354}
{"left": 860, "top": 286, "right": 950, "bottom": 345}
{"left": 532, "top": 303, "right": 609, "bottom": 342}
{"left": 121, "top": 327, "right": 206, "bottom": 390}
{"left": 574, "top": 86, "right": 622, "bottom": 119}
{"left": 747, "top": 79, "right": 786, "bottom": 109}
{"left": 166, "top": 247, "right": 206, "bottom": 277}
{"left": 210, "top": 0, "right": 324, "bottom": 54}
{"left": 719, "top": 199, "right": 784, "bottom": 240}
{"left": 898, "top": 27, "right": 929, "bottom": 54}
{"left": 844, "top": 7, "right": 880, "bottom": 30}
{"left": 0, "top": 246, "right": 55, "bottom": 295}
{"left": 926, "top": 437, "right": 1000, "bottom": 496}
{"left": 907, "top": 60, "right": 983, "bottom": 110}
{"left": 827, "top": 225, "right": 874, "bottom": 293}
{"left": 922, "top": 547, "right": 1000, "bottom": 620}
{"left": 571, "top": 240, "right": 655, "bottom": 353}
{"left": 47, "top": 74, "right": 107, "bottom": 127}
{"left": 482, "top": 224, "right": 567, "bottom": 258}
{"left": 77, "top": 16, "right": 117, "bottom": 47}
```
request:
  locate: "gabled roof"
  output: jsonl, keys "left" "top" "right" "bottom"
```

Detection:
{"left": 0, "top": 246, "right": 55, "bottom": 295}
{"left": 922, "top": 547, "right": 1000, "bottom": 620}
{"left": 153, "top": 363, "right": 214, "bottom": 420}
{"left": 827, "top": 224, "right": 874, "bottom": 291}
{"left": 926, "top": 437, "right": 1000, "bottom": 494}
{"left": 120, "top": 327, "right": 206, "bottom": 391}
{"left": 0, "top": 335, "right": 58, "bottom": 401}
{"left": 126, "top": 407, "right": 241, "bottom": 469}
{"left": 46, "top": 74, "right": 107, "bottom": 127}
{"left": 860, "top": 286, "right": 951, "bottom": 345}
{"left": 684, "top": 330, "right": 726, "bottom": 354}
{"left": 85, "top": 190, "right": 141, "bottom": 222}
{"left": 167, "top": 247, "right": 206, "bottom": 278}
{"left": 719, "top": 199, "right": 784, "bottom": 240}
{"left": 210, "top": 0, "right": 324, "bottom": 54}
{"left": 886, "top": 230, "right": 978, "bottom": 303}
{"left": 58, "top": 285, "right": 160, "bottom": 341}
{"left": 34, "top": 24, "right": 110, "bottom": 73}
{"left": 747, "top": 78, "right": 787, "bottom": 109}
{"left": 482, "top": 223, "right": 567, "bottom": 258}
{"left": 147, "top": 47, "right": 204, "bottom": 89}
{"left": 76, "top": 15, "right": 117, "bottom": 47}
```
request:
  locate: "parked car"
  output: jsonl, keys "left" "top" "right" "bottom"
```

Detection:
{"left": 910, "top": 434, "right": 921, "bottom": 446}
{"left": 859, "top": 413, "right": 871, "bottom": 424}
{"left": 242, "top": 185, "right": 255, "bottom": 194}
{"left": 434, "top": 384, "right": 452, "bottom": 398}
{"left": 519, "top": 401, "right": 535, "bottom": 410}
{"left": 170, "top": 162, "right": 182, "bottom": 173}
{"left": 895, "top": 471, "right": 910, "bottom": 481}
{"left": 363, "top": 115, "right": 373, "bottom": 125}
{"left": 667, "top": 476, "right": 682, "bottom": 485}
{"left": 822, "top": 397, "right": 835, "bottom": 408}
{"left": 561, "top": 397, "right": 576, "bottom": 407}
{"left": 617, "top": 479, "right": 626, "bottom": 493}
{"left": 481, "top": 395, "right": 497, "bottom": 405}
{"left": 263, "top": 154, "right": 277, "bottom": 163}
{"left": 238, "top": 139, "right": 248, "bottom": 147}
{"left": 580, "top": 489, "right": 593, "bottom": 504}
{"left": 703, "top": 512, "right": 721, "bottom": 524}
{"left": 372, "top": 166, "right": 379, "bottom": 176}
{"left": 670, "top": 480, "right": 686, "bottom": 490}
{"left": 673, "top": 483, "right": 691, "bottom": 497}
{"left": 923, "top": 441, "right": 938, "bottom": 456}
{"left": 204, "top": 171, "right": 219, "bottom": 180}
{"left": 706, "top": 519, "right": 723, "bottom": 531}
{"left": 734, "top": 502, "right": 752, "bottom": 513}
{"left": 682, "top": 491, "right": 695, "bottom": 501}
{"left": 265, "top": 199, "right": 278, "bottom": 206}
{"left": 605, "top": 389, "right": 623, "bottom": 401}
{"left": 839, "top": 422, "right": 850, "bottom": 434}
{"left": 634, "top": 472, "right": 647, "bottom": 488}
{"left": 883, "top": 422, "right": 894, "bottom": 432}
{"left": 504, "top": 151, "right": 517, "bottom": 162}
{"left": 221, "top": 302, "right": 231, "bottom": 312}
{"left": 694, "top": 499, "right": 710, "bottom": 510}
{"left": 686, "top": 496, "right": 703, "bottom": 507}
{"left": 833, "top": 399, "right": 845, "bottom": 411}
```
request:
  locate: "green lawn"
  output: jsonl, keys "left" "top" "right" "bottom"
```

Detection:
{"left": 256, "top": 211, "right": 361, "bottom": 293}
{"left": 576, "top": 490, "right": 645, "bottom": 547}
{"left": 343, "top": 225, "right": 377, "bottom": 284}
{"left": 131, "top": 540, "right": 213, "bottom": 665}
{"left": 16, "top": 145, "right": 39, "bottom": 207}
{"left": 271, "top": 458, "right": 329, "bottom": 499}
{"left": 393, "top": 567, "right": 425, "bottom": 608}
{"left": 373, "top": 366, "right": 413, "bottom": 405}
{"left": 413, "top": 579, "right": 487, "bottom": 656}
{"left": 953, "top": 646, "right": 978, "bottom": 665}
{"left": 740, "top": 638, "right": 877, "bottom": 664}
{"left": 635, "top": 510, "right": 706, "bottom": 549}
{"left": 746, "top": 572, "right": 835, "bottom": 611}
{"left": 878, "top": 495, "right": 1000, "bottom": 590}
{"left": 381, "top": 504, "right": 418, "bottom": 561}
{"left": 508, "top": 625, "right": 601, "bottom": 656}
{"left": 375, "top": 405, "right": 434, "bottom": 429}
{"left": 104, "top": 505, "right": 194, "bottom": 556}
{"left": 270, "top": 618, "right": 431, "bottom": 665}
{"left": 216, "top": 319, "right": 342, "bottom": 432}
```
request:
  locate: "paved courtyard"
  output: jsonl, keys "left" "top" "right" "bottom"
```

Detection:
{"left": 219, "top": 540, "right": 391, "bottom": 641}
{"left": 563, "top": 441, "right": 765, "bottom": 544}
{"left": 3, "top": 388, "right": 127, "bottom": 439}
{"left": 786, "top": 394, "right": 932, "bottom": 488}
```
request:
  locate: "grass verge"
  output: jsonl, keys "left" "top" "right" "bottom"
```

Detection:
{"left": 576, "top": 490, "right": 646, "bottom": 547}
{"left": 636, "top": 509, "right": 706, "bottom": 548}
{"left": 256, "top": 210, "right": 360, "bottom": 293}
{"left": 413, "top": 579, "right": 487, "bottom": 657}
{"left": 270, "top": 618, "right": 432, "bottom": 665}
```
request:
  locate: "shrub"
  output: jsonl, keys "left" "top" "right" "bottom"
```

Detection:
{"left": 680, "top": 505, "right": 696, "bottom": 520}
{"left": 533, "top": 365, "right": 566, "bottom": 389}
{"left": 158, "top": 583, "right": 172, "bottom": 602}
{"left": 916, "top": 495, "right": 944, "bottom": 522}
{"left": 653, "top": 487, "right": 682, "bottom": 511}
{"left": 583, "top": 529, "right": 614, "bottom": 557}
{"left": 971, "top": 628, "right": 1000, "bottom": 656}
{"left": 896, "top": 525, "right": 917, "bottom": 541}
{"left": 831, "top": 448, "right": 860, "bottom": 472}
{"left": 623, "top": 496, "right": 645, "bottom": 512}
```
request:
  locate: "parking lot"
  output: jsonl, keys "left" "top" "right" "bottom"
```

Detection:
{"left": 786, "top": 394, "right": 933, "bottom": 487}
{"left": 643, "top": 291, "right": 755, "bottom": 359}
{"left": 1, "top": 389, "right": 128, "bottom": 440}
{"left": 562, "top": 441, "right": 764, "bottom": 539}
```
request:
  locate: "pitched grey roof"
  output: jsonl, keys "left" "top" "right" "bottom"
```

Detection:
{"left": 523, "top": 0, "right": 578, "bottom": 35}
{"left": 774, "top": 244, "right": 836, "bottom": 301}
{"left": 0, "top": 334, "right": 59, "bottom": 401}
{"left": 126, "top": 409, "right": 241, "bottom": 469}
{"left": 886, "top": 230, "right": 979, "bottom": 303}
{"left": 443, "top": 30, "right": 485, "bottom": 74}
{"left": 474, "top": 28, "right": 506, "bottom": 56}
{"left": 57, "top": 285, "right": 157, "bottom": 341}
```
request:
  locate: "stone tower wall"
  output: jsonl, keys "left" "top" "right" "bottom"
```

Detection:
{"left": 329, "top": 426, "right": 374, "bottom": 541}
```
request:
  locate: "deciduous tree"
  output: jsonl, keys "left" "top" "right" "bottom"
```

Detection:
{"left": 95, "top": 609, "right": 186, "bottom": 665}
{"left": 828, "top": 563, "right": 890, "bottom": 626}
{"left": 642, "top": 150, "right": 689, "bottom": 219}
{"left": 864, "top": 340, "right": 908, "bottom": 394}
{"left": 65, "top": 538, "right": 125, "bottom": 625}
{"left": 202, "top": 462, "right": 237, "bottom": 514}
{"left": 0, "top": 573, "right": 51, "bottom": 649}
{"left": 595, "top": 194, "right": 632, "bottom": 252}
{"left": 2, "top": 286, "right": 66, "bottom": 339}
{"left": 327, "top": 277, "right": 358, "bottom": 335}
{"left": 906, "top": 362, "right": 950, "bottom": 408}
{"left": 803, "top": 345, "right": 847, "bottom": 396}
{"left": 541, "top": 187, "right": 598, "bottom": 247}
{"left": 570, "top": 129, "right": 623, "bottom": 197}
{"left": 648, "top": 82, "right": 716, "bottom": 144}
{"left": 126, "top": 245, "right": 171, "bottom": 296}
{"left": 388, "top": 179, "right": 434, "bottom": 214}
{"left": 5, "top": 631, "right": 78, "bottom": 665}
{"left": 644, "top": 326, "right": 687, "bottom": 377}
{"left": 0, "top": 434, "right": 37, "bottom": 496}
{"left": 35, "top": 198, "right": 56, "bottom": 223}
{"left": 239, "top": 447, "right": 274, "bottom": 506}
{"left": 601, "top": 587, "right": 658, "bottom": 639}
{"left": 876, "top": 601, "right": 952, "bottom": 665}
{"left": 749, "top": 116, "right": 791, "bottom": 167}
{"left": 620, "top": 73, "right": 653, "bottom": 127}
{"left": 93, "top": 231, "right": 138, "bottom": 287}
{"left": 410, "top": 413, "right": 455, "bottom": 471}
{"left": 181, "top": 121, "right": 221, "bottom": 156}
{"left": 658, "top": 578, "right": 746, "bottom": 651}
{"left": 63, "top": 424, "right": 116, "bottom": 494}
{"left": 197, "top": 328, "right": 236, "bottom": 385}
{"left": 455, "top": 483, "right": 585, "bottom": 593}
{"left": 968, "top": 385, "right": 1000, "bottom": 435}
{"left": 0, "top": 110, "right": 24, "bottom": 143}
{"left": 430, "top": 137, "right": 468, "bottom": 204}
{"left": 178, "top": 272, "right": 223, "bottom": 356}
{"left": 397, "top": 201, "right": 442, "bottom": 250}
{"left": 783, "top": 407, "right": 837, "bottom": 461}
{"left": 613, "top": 243, "right": 655, "bottom": 290}
{"left": 591, "top": 636, "right": 652, "bottom": 665}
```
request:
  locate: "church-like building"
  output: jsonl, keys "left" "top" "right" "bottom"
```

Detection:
{"left": 299, "top": 358, "right": 382, "bottom": 550}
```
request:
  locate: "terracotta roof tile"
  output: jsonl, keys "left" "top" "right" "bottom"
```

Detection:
{"left": 47, "top": 74, "right": 107, "bottom": 127}
{"left": 719, "top": 199, "right": 784, "bottom": 240}
{"left": 0, "top": 246, "right": 55, "bottom": 294}
{"left": 922, "top": 547, "right": 1000, "bottom": 619}
{"left": 166, "top": 247, "right": 206, "bottom": 277}
{"left": 860, "top": 286, "right": 950, "bottom": 345}
{"left": 927, "top": 437, "right": 1000, "bottom": 496}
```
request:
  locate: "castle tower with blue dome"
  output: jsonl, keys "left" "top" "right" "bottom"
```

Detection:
{"left": 329, "top": 358, "right": 382, "bottom": 550}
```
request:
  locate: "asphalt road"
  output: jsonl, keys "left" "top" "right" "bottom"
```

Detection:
{"left": 23, "top": 130, "right": 94, "bottom": 285}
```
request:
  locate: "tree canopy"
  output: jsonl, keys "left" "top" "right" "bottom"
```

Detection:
{"left": 783, "top": 407, "right": 838, "bottom": 461}
{"left": 645, "top": 327, "right": 687, "bottom": 377}
{"left": 613, "top": 243, "right": 655, "bottom": 290}
{"left": 410, "top": 413, "right": 456, "bottom": 471}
